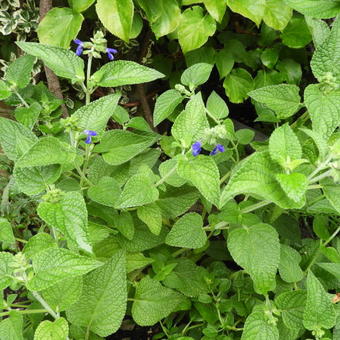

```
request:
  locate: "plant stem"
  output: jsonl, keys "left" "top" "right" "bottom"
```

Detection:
{"left": 309, "top": 169, "right": 333, "bottom": 184}
{"left": 308, "top": 156, "right": 332, "bottom": 181}
{"left": 240, "top": 200, "right": 271, "bottom": 214}
{"left": 291, "top": 110, "right": 309, "bottom": 129}
{"left": 32, "top": 291, "right": 58, "bottom": 319}
{"left": 86, "top": 54, "right": 93, "bottom": 105}
{"left": 220, "top": 170, "right": 231, "bottom": 184}
{"left": 14, "top": 90, "right": 29, "bottom": 108}
{"left": 324, "top": 226, "right": 340, "bottom": 247}
{"left": 15, "top": 237, "right": 27, "bottom": 244}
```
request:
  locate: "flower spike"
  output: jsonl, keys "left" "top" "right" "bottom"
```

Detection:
{"left": 83, "top": 130, "right": 98, "bottom": 144}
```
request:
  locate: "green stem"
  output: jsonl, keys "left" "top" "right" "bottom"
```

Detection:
{"left": 240, "top": 200, "right": 271, "bottom": 214}
{"left": 15, "top": 238, "right": 27, "bottom": 244}
{"left": 86, "top": 54, "right": 93, "bottom": 105}
{"left": 0, "top": 309, "right": 47, "bottom": 317}
{"left": 32, "top": 291, "right": 58, "bottom": 319}
{"left": 309, "top": 169, "right": 333, "bottom": 184}
{"left": 308, "top": 156, "right": 332, "bottom": 181}
{"left": 291, "top": 110, "right": 309, "bottom": 129}
{"left": 220, "top": 170, "right": 231, "bottom": 184}
{"left": 14, "top": 90, "right": 29, "bottom": 108}
{"left": 324, "top": 226, "right": 340, "bottom": 247}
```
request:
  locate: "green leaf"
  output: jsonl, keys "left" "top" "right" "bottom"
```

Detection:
{"left": 163, "top": 259, "right": 209, "bottom": 297}
{"left": 66, "top": 250, "right": 127, "bottom": 337}
{"left": 153, "top": 89, "right": 183, "bottom": 126}
{"left": 87, "top": 176, "right": 121, "bottom": 207}
{"left": 23, "top": 233, "right": 57, "bottom": 260}
{"left": 117, "top": 223, "right": 167, "bottom": 252}
{"left": 215, "top": 49, "right": 234, "bottom": 79}
{"left": 262, "top": 0, "right": 292, "bottom": 31}
{"left": 305, "top": 16, "right": 331, "bottom": 48}
{"left": 159, "top": 159, "right": 186, "bottom": 187}
{"left": 276, "top": 173, "right": 308, "bottom": 203}
{"left": 115, "top": 174, "right": 159, "bottom": 209}
{"left": 37, "top": 8, "right": 83, "bottom": 48}
{"left": 227, "top": 0, "right": 264, "bottom": 27}
{"left": 42, "top": 277, "right": 82, "bottom": 312}
{"left": 303, "top": 270, "right": 336, "bottom": 330}
{"left": 284, "top": 0, "right": 340, "bottom": 19}
{"left": 281, "top": 16, "right": 312, "bottom": 49}
{"left": 313, "top": 215, "right": 330, "bottom": 240}
{"left": 126, "top": 253, "right": 154, "bottom": 273}
{"left": 204, "top": 0, "right": 227, "bottom": 22}
{"left": 177, "top": 6, "right": 216, "bottom": 53}
{"left": 317, "top": 262, "right": 340, "bottom": 278}
{"left": 72, "top": 93, "right": 120, "bottom": 132}
{"left": 16, "top": 137, "right": 76, "bottom": 168}
{"left": 269, "top": 124, "right": 302, "bottom": 165}
{"left": 223, "top": 68, "right": 254, "bottom": 104}
{"left": 15, "top": 102, "right": 42, "bottom": 129}
{"left": 16, "top": 42, "right": 85, "bottom": 82}
{"left": 0, "top": 80, "right": 11, "bottom": 100}
{"left": 228, "top": 223, "right": 280, "bottom": 294}
{"left": 0, "top": 218, "right": 15, "bottom": 244}
{"left": 323, "top": 185, "right": 340, "bottom": 214}
{"left": 249, "top": 84, "right": 301, "bottom": 119}
{"left": 5, "top": 55, "right": 35, "bottom": 89}
{"left": 27, "top": 248, "right": 102, "bottom": 291}
{"left": 177, "top": 156, "right": 220, "bottom": 206}
{"left": 235, "top": 129, "right": 255, "bottom": 145}
{"left": 13, "top": 165, "right": 61, "bottom": 196}
{"left": 96, "top": 0, "right": 133, "bottom": 42}
{"left": 137, "top": 203, "right": 162, "bottom": 235}
{"left": 37, "top": 191, "right": 92, "bottom": 252}
{"left": 181, "top": 63, "right": 213, "bottom": 90}
{"left": 34, "top": 318, "right": 68, "bottom": 340}
{"left": 0, "top": 252, "right": 14, "bottom": 290}
{"left": 94, "top": 130, "right": 158, "bottom": 166}
{"left": 304, "top": 84, "right": 340, "bottom": 138}
{"left": 157, "top": 186, "right": 199, "bottom": 219}
{"left": 91, "top": 60, "right": 164, "bottom": 87}
{"left": 166, "top": 212, "right": 207, "bottom": 249}
{"left": 138, "top": 0, "right": 181, "bottom": 38}
{"left": 115, "top": 211, "right": 135, "bottom": 240}
{"left": 311, "top": 16, "right": 340, "bottom": 82}
{"left": 275, "top": 290, "right": 306, "bottom": 330}
{"left": 207, "top": 91, "right": 229, "bottom": 120}
{"left": 278, "top": 245, "right": 304, "bottom": 283}
{"left": 0, "top": 312, "right": 23, "bottom": 340}
{"left": 69, "top": 0, "right": 95, "bottom": 12}
{"left": 132, "top": 276, "right": 187, "bottom": 326}
{"left": 0, "top": 117, "right": 37, "bottom": 161}
{"left": 171, "top": 92, "right": 209, "bottom": 146}
{"left": 220, "top": 151, "right": 303, "bottom": 209}
{"left": 241, "top": 310, "right": 279, "bottom": 340}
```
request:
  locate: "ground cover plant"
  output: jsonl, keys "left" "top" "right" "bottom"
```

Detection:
{"left": 0, "top": 0, "right": 340, "bottom": 339}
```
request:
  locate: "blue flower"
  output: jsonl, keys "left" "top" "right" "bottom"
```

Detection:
{"left": 74, "top": 39, "right": 84, "bottom": 56}
{"left": 210, "top": 144, "right": 225, "bottom": 156}
{"left": 192, "top": 141, "right": 202, "bottom": 156}
{"left": 84, "top": 130, "right": 97, "bottom": 144}
{"left": 106, "top": 47, "right": 118, "bottom": 61}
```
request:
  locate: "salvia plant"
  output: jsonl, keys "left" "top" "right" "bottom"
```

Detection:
{"left": 0, "top": 0, "right": 340, "bottom": 339}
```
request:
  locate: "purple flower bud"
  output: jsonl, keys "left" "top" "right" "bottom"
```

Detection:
{"left": 210, "top": 144, "right": 225, "bottom": 156}
{"left": 74, "top": 39, "right": 84, "bottom": 56}
{"left": 106, "top": 47, "right": 118, "bottom": 61}
{"left": 192, "top": 141, "right": 202, "bottom": 156}
{"left": 84, "top": 130, "right": 98, "bottom": 144}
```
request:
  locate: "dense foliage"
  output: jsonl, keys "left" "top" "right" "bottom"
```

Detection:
{"left": 0, "top": 0, "right": 340, "bottom": 339}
